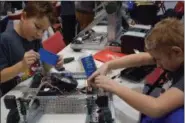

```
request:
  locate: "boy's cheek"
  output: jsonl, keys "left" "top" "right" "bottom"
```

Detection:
{"left": 25, "top": 26, "right": 36, "bottom": 38}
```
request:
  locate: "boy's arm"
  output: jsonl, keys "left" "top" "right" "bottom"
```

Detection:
{"left": 88, "top": 52, "right": 156, "bottom": 82}
{"left": 0, "top": 50, "right": 39, "bottom": 83}
{"left": 107, "top": 52, "right": 156, "bottom": 70}
{"left": 0, "top": 61, "right": 25, "bottom": 83}
{"left": 113, "top": 85, "right": 184, "bottom": 118}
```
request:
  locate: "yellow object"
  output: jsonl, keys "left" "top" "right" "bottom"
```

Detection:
{"left": 19, "top": 68, "right": 31, "bottom": 81}
{"left": 134, "top": 1, "right": 155, "bottom": 6}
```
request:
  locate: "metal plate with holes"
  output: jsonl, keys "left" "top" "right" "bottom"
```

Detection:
{"left": 38, "top": 95, "right": 87, "bottom": 114}
{"left": 22, "top": 90, "right": 89, "bottom": 123}
{"left": 23, "top": 89, "right": 88, "bottom": 114}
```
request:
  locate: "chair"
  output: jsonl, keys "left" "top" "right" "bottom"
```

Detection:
{"left": 42, "top": 31, "right": 66, "bottom": 54}
{"left": 5, "top": 11, "right": 22, "bottom": 32}
{"left": 145, "top": 68, "right": 164, "bottom": 85}
{"left": 8, "top": 13, "right": 21, "bottom": 20}
{"left": 8, "top": 10, "right": 22, "bottom": 20}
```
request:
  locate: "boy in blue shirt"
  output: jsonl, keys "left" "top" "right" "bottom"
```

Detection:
{"left": 0, "top": 2, "right": 63, "bottom": 95}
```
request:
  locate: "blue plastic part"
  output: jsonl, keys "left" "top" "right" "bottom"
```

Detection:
{"left": 39, "top": 48, "right": 59, "bottom": 66}
{"left": 127, "top": 1, "right": 134, "bottom": 11}
{"left": 80, "top": 55, "right": 97, "bottom": 77}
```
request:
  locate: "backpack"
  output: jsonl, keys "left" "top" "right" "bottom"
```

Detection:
{"left": 141, "top": 71, "right": 184, "bottom": 123}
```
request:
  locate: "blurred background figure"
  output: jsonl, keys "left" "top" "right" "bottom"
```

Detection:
{"left": 75, "top": 1, "right": 95, "bottom": 31}
{"left": 60, "top": 1, "right": 76, "bottom": 45}
{"left": 128, "top": 1, "right": 163, "bottom": 26}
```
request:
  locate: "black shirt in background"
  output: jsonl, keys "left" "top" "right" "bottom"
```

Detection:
{"left": 0, "top": 28, "right": 42, "bottom": 96}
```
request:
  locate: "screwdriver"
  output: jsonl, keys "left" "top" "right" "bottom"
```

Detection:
{"left": 63, "top": 57, "right": 75, "bottom": 64}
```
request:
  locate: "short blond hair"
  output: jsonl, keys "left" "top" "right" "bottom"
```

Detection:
{"left": 145, "top": 18, "right": 184, "bottom": 52}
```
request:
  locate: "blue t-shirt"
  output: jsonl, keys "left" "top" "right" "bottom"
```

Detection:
{"left": 0, "top": 28, "right": 42, "bottom": 95}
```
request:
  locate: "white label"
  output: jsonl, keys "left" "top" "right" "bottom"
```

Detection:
{"left": 124, "top": 31, "right": 146, "bottom": 37}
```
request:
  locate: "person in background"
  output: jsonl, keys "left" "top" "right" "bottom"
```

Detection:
{"left": 75, "top": 1, "right": 135, "bottom": 32}
{"left": 129, "top": 1, "right": 162, "bottom": 25}
{"left": 88, "top": 18, "right": 184, "bottom": 121}
{"left": 0, "top": 2, "right": 63, "bottom": 96}
{"left": 121, "top": 1, "right": 136, "bottom": 25}
{"left": 159, "top": 1, "right": 184, "bottom": 21}
{"left": 75, "top": 1, "right": 95, "bottom": 30}
{"left": 60, "top": 1, "right": 76, "bottom": 45}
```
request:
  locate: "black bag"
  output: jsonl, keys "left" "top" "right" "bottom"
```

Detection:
{"left": 129, "top": 3, "right": 159, "bottom": 25}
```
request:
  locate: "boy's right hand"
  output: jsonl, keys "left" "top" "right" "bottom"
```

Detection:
{"left": 21, "top": 50, "right": 40, "bottom": 69}
{"left": 87, "top": 63, "right": 110, "bottom": 86}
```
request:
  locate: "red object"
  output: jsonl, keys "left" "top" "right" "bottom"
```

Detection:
{"left": 174, "top": 1, "right": 184, "bottom": 14}
{"left": 8, "top": 13, "right": 22, "bottom": 20}
{"left": 52, "top": 23, "right": 62, "bottom": 31}
{"left": 93, "top": 48, "right": 126, "bottom": 63}
{"left": 42, "top": 31, "right": 66, "bottom": 54}
{"left": 29, "top": 62, "right": 40, "bottom": 76}
{"left": 145, "top": 68, "right": 164, "bottom": 85}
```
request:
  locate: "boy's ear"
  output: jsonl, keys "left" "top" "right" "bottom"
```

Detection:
{"left": 21, "top": 12, "right": 27, "bottom": 21}
{"left": 171, "top": 46, "right": 183, "bottom": 56}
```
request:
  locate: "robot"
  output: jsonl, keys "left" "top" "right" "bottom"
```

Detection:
{"left": 4, "top": 67, "right": 116, "bottom": 123}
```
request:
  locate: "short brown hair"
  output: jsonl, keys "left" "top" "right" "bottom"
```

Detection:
{"left": 23, "top": 1, "right": 56, "bottom": 24}
{"left": 145, "top": 18, "right": 184, "bottom": 52}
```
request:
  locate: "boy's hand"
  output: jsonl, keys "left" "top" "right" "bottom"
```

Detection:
{"left": 87, "top": 63, "right": 110, "bottom": 85}
{"left": 22, "top": 50, "right": 40, "bottom": 69}
{"left": 91, "top": 75, "right": 118, "bottom": 93}
{"left": 56, "top": 55, "right": 63, "bottom": 68}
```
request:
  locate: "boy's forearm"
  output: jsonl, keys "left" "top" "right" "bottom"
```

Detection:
{"left": 0, "top": 61, "right": 25, "bottom": 83}
{"left": 113, "top": 85, "right": 161, "bottom": 118}
{"left": 107, "top": 52, "right": 155, "bottom": 70}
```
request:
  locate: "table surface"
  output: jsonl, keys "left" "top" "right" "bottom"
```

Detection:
{"left": 1, "top": 26, "right": 144, "bottom": 123}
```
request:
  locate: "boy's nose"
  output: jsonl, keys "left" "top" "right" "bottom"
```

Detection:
{"left": 36, "top": 31, "right": 43, "bottom": 39}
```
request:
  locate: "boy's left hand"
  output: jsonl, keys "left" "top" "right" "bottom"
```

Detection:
{"left": 56, "top": 55, "right": 63, "bottom": 68}
{"left": 93, "top": 75, "right": 119, "bottom": 93}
